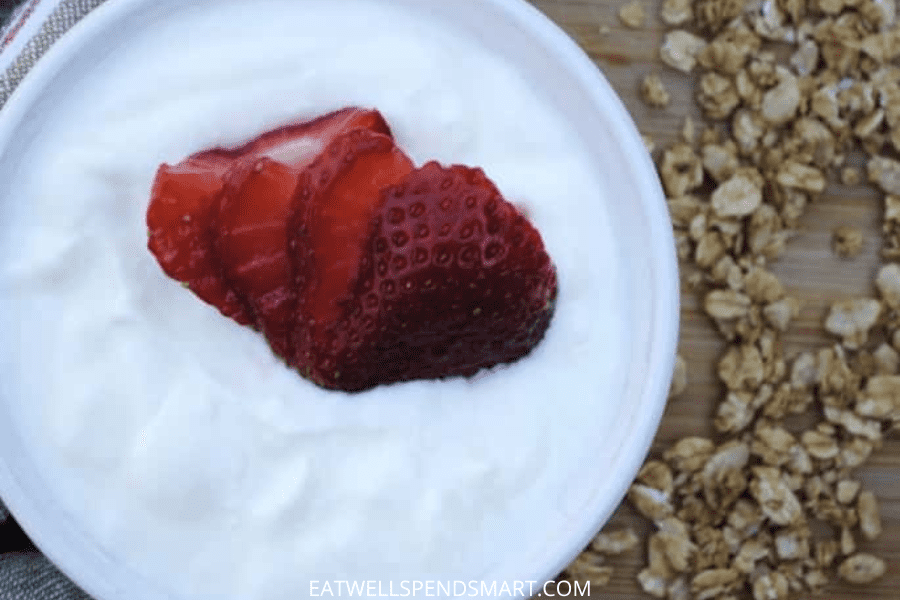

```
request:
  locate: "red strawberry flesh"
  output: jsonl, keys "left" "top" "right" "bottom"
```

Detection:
{"left": 147, "top": 155, "right": 253, "bottom": 325}
{"left": 297, "top": 130, "right": 415, "bottom": 334}
{"left": 292, "top": 161, "right": 558, "bottom": 392}
{"left": 146, "top": 107, "right": 392, "bottom": 326}
{"left": 214, "top": 129, "right": 412, "bottom": 359}
{"left": 214, "top": 158, "right": 301, "bottom": 357}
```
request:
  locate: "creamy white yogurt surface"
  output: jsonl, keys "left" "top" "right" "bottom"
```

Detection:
{"left": 0, "top": 1, "right": 628, "bottom": 598}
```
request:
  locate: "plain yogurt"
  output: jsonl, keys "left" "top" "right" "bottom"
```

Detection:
{"left": 0, "top": 1, "right": 628, "bottom": 598}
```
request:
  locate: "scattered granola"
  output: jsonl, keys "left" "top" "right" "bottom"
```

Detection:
{"left": 642, "top": 74, "right": 672, "bottom": 108}
{"left": 562, "top": 526, "right": 640, "bottom": 589}
{"left": 760, "top": 69, "right": 801, "bottom": 125}
{"left": 660, "top": 143, "right": 704, "bottom": 196}
{"left": 868, "top": 156, "right": 900, "bottom": 195}
{"left": 842, "top": 167, "right": 862, "bottom": 186}
{"left": 660, "top": 0, "right": 692, "bottom": 26}
{"left": 670, "top": 354, "right": 688, "bottom": 397}
{"left": 857, "top": 491, "right": 883, "bottom": 540}
{"left": 619, "top": 1, "right": 646, "bottom": 28}
{"left": 711, "top": 173, "right": 762, "bottom": 217}
{"left": 698, "top": 71, "right": 741, "bottom": 118}
{"left": 562, "top": 0, "right": 899, "bottom": 594}
{"left": 681, "top": 116, "right": 696, "bottom": 144}
{"left": 660, "top": 30, "right": 708, "bottom": 72}
{"left": 838, "top": 554, "right": 887, "bottom": 584}
{"left": 875, "top": 263, "right": 900, "bottom": 308}
{"left": 824, "top": 299, "right": 882, "bottom": 349}
{"left": 564, "top": 553, "right": 615, "bottom": 587}
{"left": 591, "top": 528, "right": 641, "bottom": 554}
{"left": 832, "top": 225, "right": 865, "bottom": 258}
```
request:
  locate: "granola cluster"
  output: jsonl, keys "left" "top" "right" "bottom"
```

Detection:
{"left": 562, "top": 0, "right": 900, "bottom": 596}
{"left": 564, "top": 528, "right": 640, "bottom": 587}
{"left": 621, "top": 0, "right": 649, "bottom": 27}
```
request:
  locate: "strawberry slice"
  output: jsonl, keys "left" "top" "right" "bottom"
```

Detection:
{"left": 240, "top": 108, "right": 391, "bottom": 166}
{"left": 293, "top": 162, "right": 557, "bottom": 392}
{"left": 196, "top": 107, "right": 392, "bottom": 167}
{"left": 290, "top": 129, "right": 415, "bottom": 368}
{"left": 213, "top": 114, "right": 401, "bottom": 359}
{"left": 214, "top": 158, "right": 301, "bottom": 358}
{"left": 147, "top": 107, "right": 392, "bottom": 327}
{"left": 147, "top": 154, "right": 253, "bottom": 325}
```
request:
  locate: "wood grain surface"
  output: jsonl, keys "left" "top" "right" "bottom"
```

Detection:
{"left": 525, "top": 0, "right": 900, "bottom": 598}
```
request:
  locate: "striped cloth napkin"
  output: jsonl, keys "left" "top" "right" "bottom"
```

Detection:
{"left": 0, "top": 1, "right": 104, "bottom": 598}
{"left": 0, "top": 0, "right": 106, "bottom": 104}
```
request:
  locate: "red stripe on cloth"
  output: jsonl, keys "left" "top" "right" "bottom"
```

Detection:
{"left": 0, "top": 0, "right": 45, "bottom": 53}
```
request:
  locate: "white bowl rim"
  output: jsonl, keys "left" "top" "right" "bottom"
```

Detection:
{"left": 0, "top": 0, "right": 681, "bottom": 598}
{"left": 484, "top": 0, "right": 680, "bottom": 591}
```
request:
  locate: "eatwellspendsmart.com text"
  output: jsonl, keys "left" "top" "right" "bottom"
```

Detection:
{"left": 309, "top": 580, "right": 590, "bottom": 597}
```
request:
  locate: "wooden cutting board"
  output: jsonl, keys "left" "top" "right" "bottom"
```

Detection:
{"left": 526, "top": 1, "right": 900, "bottom": 598}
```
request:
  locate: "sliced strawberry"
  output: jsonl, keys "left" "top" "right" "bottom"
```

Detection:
{"left": 290, "top": 129, "right": 415, "bottom": 368}
{"left": 214, "top": 158, "right": 300, "bottom": 358}
{"left": 293, "top": 162, "right": 558, "bottom": 392}
{"left": 192, "top": 107, "right": 391, "bottom": 166}
{"left": 148, "top": 109, "right": 559, "bottom": 393}
{"left": 242, "top": 107, "right": 391, "bottom": 167}
{"left": 212, "top": 115, "right": 402, "bottom": 358}
{"left": 147, "top": 155, "right": 253, "bottom": 325}
{"left": 146, "top": 107, "right": 392, "bottom": 328}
